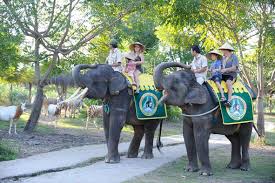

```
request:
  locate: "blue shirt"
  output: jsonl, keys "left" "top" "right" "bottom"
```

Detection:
{"left": 210, "top": 59, "right": 222, "bottom": 77}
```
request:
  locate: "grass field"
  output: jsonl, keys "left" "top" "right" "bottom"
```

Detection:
{"left": 125, "top": 129, "right": 275, "bottom": 183}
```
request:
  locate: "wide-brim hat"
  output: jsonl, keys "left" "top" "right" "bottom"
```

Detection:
{"left": 207, "top": 50, "right": 223, "bottom": 60}
{"left": 219, "top": 42, "right": 235, "bottom": 51}
{"left": 129, "top": 42, "right": 145, "bottom": 52}
{"left": 124, "top": 53, "right": 136, "bottom": 60}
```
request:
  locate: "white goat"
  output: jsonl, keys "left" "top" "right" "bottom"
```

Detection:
{"left": 47, "top": 104, "right": 61, "bottom": 128}
{"left": 0, "top": 103, "right": 26, "bottom": 134}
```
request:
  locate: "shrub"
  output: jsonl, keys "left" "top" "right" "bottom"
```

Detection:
{"left": 0, "top": 140, "right": 18, "bottom": 161}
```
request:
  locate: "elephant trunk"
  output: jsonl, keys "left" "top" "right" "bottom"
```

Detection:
{"left": 153, "top": 62, "right": 191, "bottom": 90}
{"left": 72, "top": 64, "right": 97, "bottom": 88}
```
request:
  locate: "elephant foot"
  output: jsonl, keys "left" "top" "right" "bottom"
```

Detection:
{"left": 226, "top": 161, "right": 241, "bottom": 169}
{"left": 240, "top": 161, "right": 250, "bottom": 171}
{"left": 199, "top": 168, "right": 213, "bottom": 176}
{"left": 105, "top": 155, "right": 120, "bottom": 164}
{"left": 141, "top": 152, "right": 154, "bottom": 159}
{"left": 185, "top": 164, "right": 199, "bottom": 172}
{"left": 127, "top": 153, "right": 138, "bottom": 158}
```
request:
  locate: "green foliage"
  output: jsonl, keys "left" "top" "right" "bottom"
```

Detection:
{"left": 166, "top": 106, "right": 182, "bottom": 121}
{"left": 0, "top": 140, "right": 18, "bottom": 161}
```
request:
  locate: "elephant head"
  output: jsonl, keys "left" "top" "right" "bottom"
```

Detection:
{"left": 153, "top": 62, "right": 207, "bottom": 106}
{"left": 72, "top": 64, "right": 128, "bottom": 99}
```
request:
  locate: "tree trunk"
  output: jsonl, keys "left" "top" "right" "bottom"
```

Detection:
{"left": 9, "top": 84, "right": 13, "bottom": 104}
{"left": 24, "top": 85, "right": 44, "bottom": 132}
{"left": 256, "top": 28, "right": 265, "bottom": 137}
{"left": 28, "top": 82, "right": 32, "bottom": 103}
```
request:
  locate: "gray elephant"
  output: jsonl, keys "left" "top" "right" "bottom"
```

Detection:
{"left": 153, "top": 62, "right": 252, "bottom": 175}
{"left": 72, "top": 64, "right": 160, "bottom": 163}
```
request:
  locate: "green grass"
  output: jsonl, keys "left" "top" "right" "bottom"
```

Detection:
{"left": 0, "top": 114, "right": 55, "bottom": 134}
{"left": 125, "top": 148, "right": 275, "bottom": 183}
{"left": 0, "top": 140, "right": 19, "bottom": 161}
{"left": 264, "top": 114, "right": 275, "bottom": 123}
{"left": 125, "top": 130, "right": 275, "bottom": 183}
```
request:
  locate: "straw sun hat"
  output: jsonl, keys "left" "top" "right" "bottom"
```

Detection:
{"left": 219, "top": 42, "right": 235, "bottom": 51}
{"left": 129, "top": 42, "right": 145, "bottom": 52}
{"left": 207, "top": 50, "right": 223, "bottom": 60}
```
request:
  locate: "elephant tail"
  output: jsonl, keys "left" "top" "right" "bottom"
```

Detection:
{"left": 156, "top": 120, "right": 164, "bottom": 153}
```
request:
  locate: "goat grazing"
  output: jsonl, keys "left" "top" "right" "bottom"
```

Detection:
{"left": 47, "top": 104, "right": 61, "bottom": 128}
{"left": 42, "top": 96, "right": 60, "bottom": 116}
{"left": 86, "top": 105, "right": 103, "bottom": 129}
{"left": 0, "top": 103, "right": 26, "bottom": 134}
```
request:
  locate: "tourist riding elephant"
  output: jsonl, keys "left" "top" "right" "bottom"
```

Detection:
{"left": 72, "top": 64, "right": 160, "bottom": 163}
{"left": 153, "top": 62, "right": 252, "bottom": 175}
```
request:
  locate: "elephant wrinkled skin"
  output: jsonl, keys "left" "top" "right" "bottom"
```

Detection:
{"left": 72, "top": 64, "right": 160, "bottom": 163}
{"left": 153, "top": 62, "right": 252, "bottom": 176}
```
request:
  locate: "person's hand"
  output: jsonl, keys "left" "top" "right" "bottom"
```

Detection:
{"left": 221, "top": 68, "right": 227, "bottom": 73}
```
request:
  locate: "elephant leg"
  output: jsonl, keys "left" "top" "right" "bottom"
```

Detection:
{"left": 226, "top": 134, "right": 241, "bottom": 169}
{"left": 193, "top": 120, "right": 212, "bottom": 176}
{"left": 141, "top": 121, "right": 159, "bottom": 159}
{"left": 127, "top": 125, "right": 144, "bottom": 158}
{"left": 105, "top": 111, "right": 126, "bottom": 164}
{"left": 239, "top": 122, "right": 252, "bottom": 171}
{"left": 103, "top": 112, "right": 110, "bottom": 147}
{"left": 183, "top": 120, "right": 199, "bottom": 172}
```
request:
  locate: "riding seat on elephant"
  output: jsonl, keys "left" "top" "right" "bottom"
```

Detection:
{"left": 72, "top": 64, "right": 164, "bottom": 163}
{"left": 153, "top": 62, "right": 254, "bottom": 176}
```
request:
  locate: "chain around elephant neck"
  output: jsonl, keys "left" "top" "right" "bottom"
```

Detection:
{"left": 181, "top": 105, "right": 219, "bottom": 117}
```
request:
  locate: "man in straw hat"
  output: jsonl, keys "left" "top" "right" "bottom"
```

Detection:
{"left": 106, "top": 39, "right": 123, "bottom": 72}
{"left": 207, "top": 50, "right": 226, "bottom": 103}
{"left": 219, "top": 42, "right": 239, "bottom": 107}
{"left": 190, "top": 45, "right": 208, "bottom": 85}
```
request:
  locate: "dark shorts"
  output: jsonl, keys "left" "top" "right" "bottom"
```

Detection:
{"left": 222, "top": 75, "right": 235, "bottom": 82}
{"left": 211, "top": 75, "right": 222, "bottom": 83}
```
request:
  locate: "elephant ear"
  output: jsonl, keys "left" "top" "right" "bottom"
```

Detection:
{"left": 108, "top": 72, "right": 128, "bottom": 95}
{"left": 184, "top": 84, "right": 207, "bottom": 104}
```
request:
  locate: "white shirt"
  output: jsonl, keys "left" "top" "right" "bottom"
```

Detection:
{"left": 106, "top": 48, "right": 123, "bottom": 72}
{"left": 191, "top": 54, "right": 208, "bottom": 82}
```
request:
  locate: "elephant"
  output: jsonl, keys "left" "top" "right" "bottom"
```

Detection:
{"left": 153, "top": 62, "right": 252, "bottom": 176}
{"left": 72, "top": 64, "right": 161, "bottom": 163}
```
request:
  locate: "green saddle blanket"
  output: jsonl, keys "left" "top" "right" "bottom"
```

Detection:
{"left": 207, "top": 80, "right": 254, "bottom": 125}
{"left": 124, "top": 73, "right": 167, "bottom": 120}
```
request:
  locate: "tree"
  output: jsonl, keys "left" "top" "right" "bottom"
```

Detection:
{"left": 4, "top": 0, "right": 151, "bottom": 132}
{"left": 160, "top": 0, "right": 275, "bottom": 137}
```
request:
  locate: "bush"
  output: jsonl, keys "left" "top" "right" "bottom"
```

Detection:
{"left": 166, "top": 106, "right": 182, "bottom": 121}
{"left": 0, "top": 140, "right": 18, "bottom": 161}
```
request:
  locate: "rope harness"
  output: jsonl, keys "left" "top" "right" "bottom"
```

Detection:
{"left": 181, "top": 105, "right": 219, "bottom": 117}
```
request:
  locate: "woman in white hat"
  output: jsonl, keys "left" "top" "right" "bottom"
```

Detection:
{"left": 127, "top": 42, "right": 145, "bottom": 93}
{"left": 219, "top": 42, "right": 239, "bottom": 107}
{"left": 207, "top": 50, "right": 226, "bottom": 103}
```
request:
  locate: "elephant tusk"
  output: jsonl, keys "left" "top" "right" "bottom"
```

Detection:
{"left": 58, "top": 87, "right": 88, "bottom": 105}
{"left": 66, "top": 87, "right": 88, "bottom": 101}
{"left": 157, "top": 92, "right": 168, "bottom": 106}
{"left": 66, "top": 87, "right": 82, "bottom": 100}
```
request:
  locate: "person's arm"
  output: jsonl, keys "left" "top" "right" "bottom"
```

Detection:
{"left": 194, "top": 57, "right": 208, "bottom": 73}
{"left": 112, "top": 50, "right": 122, "bottom": 67}
{"left": 134, "top": 54, "right": 144, "bottom": 65}
{"left": 221, "top": 55, "right": 238, "bottom": 73}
